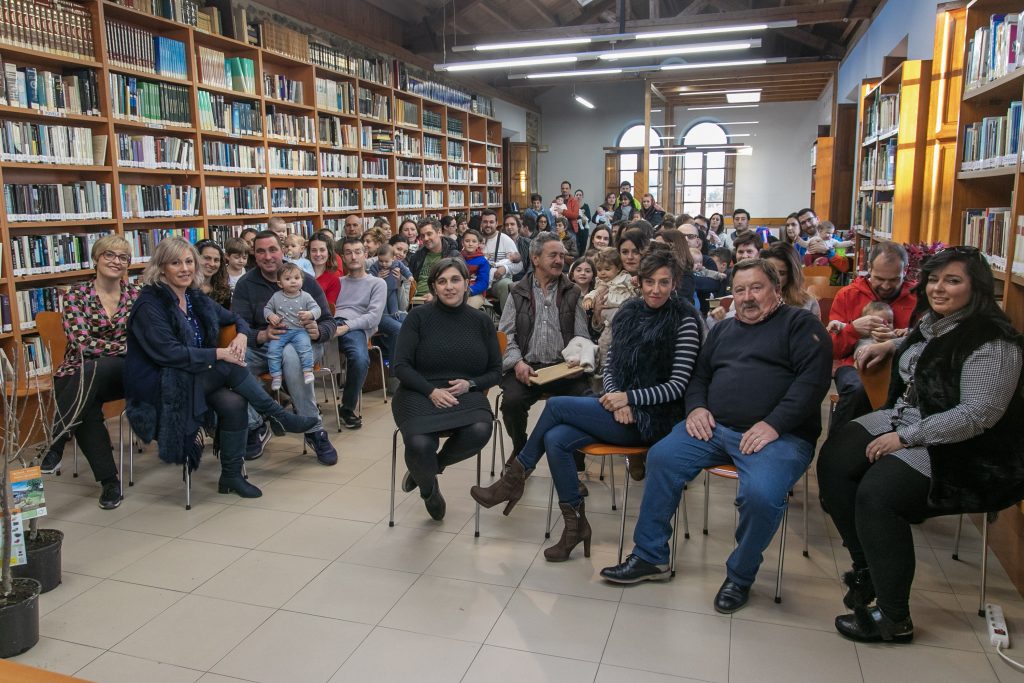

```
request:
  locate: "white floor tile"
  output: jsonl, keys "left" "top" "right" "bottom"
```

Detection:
{"left": 463, "top": 645, "right": 598, "bottom": 683}
{"left": 9, "top": 636, "right": 103, "bottom": 676}
{"left": 283, "top": 560, "right": 418, "bottom": 624}
{"left": 328, "top": 627, "right": 478, "bottom": 683}
{"left": 181, "top": 506, "right": 299, "bottom": 549}
{"left": 425, "top": 535, "right": 539, "bottom": 587}
{"left": 256, "top": 514, "right": 373, "bottom": 560}
{"left": 75, "top": 651, "right": 204, "bottom": 683}
{"left": 729, "top": 619, "right": 862, "bottom": 683}
{"left": 193, "top": 549, "right": 329, "bottom": 608}
{"left": 381, "top": 574, "right": 513, "bottom": 642}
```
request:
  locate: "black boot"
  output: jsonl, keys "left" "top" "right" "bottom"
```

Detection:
{"left": 232, "top": 374, "right": 318, "bottom": 436}
{"left": 217, "top": 428, "right": 262, "bottom": 498}
{"left": 835, "top": 605, "right": 913, "bottom": 643}
{"left": 423, "top": 481, "right": 446, "bottom": 520}
{"left": 842, "top": 567, "right": 876, "bottom": 609}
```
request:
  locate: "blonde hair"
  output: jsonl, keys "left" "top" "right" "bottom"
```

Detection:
{"left": 141, "top": 236, "right": 204, "bottom": 289}
{"left": 90, "top": 234, "right": 132, "bottom": 262}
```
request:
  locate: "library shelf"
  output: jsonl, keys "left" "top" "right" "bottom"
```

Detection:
{"left": 112, "top": 120, "right": 198, "bottom": 134}
{"left": 962, "top": 63, "right": 1024, "bottom": 102}
{"left": 956, "top": 166, "right": 1018, "bottom": 180}
{"left": 0, "top": 163, "right": 113, "bottom": 172}
{"left": 201, "top": 169, "right": 266, "bottom": 178}
{"left": 5, "top": 219, "right": 118, "bottom": 230}
{"left": 197, "top": 82, "right": 260, "bottom": 100}
{"left": 395, "top": 121, "right": 422, "bottom": 132}
{"left": 266, "top": 137, "right": 318, "bottom": 149}
{"left": 120, "top": 215, "right": 203, "bottom": 225}
{"left": 0, "top": 105, "right": 107, "bottom": 124}
{"left": 0, "top": 42, "right": 101, "bottom": 70}
{"left": 107, "top": 64, "right": 193, "bottom": 87}
{"left": 1012, "top": 272, "right": 1024, "bottom": 288}
{"left": 264, "top": 98, "right": 315, "bottom": 113}
{"left": 197, "top": 129, "right": 264, "bottom": 143}
{"left": 116, "top": 167, "right": 200, "bottom": 176}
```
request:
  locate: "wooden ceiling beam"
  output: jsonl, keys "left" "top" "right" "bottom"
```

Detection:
{"left": 478, "top": 3, "right": 517, "bottom": 31}
{"left": 777, "top": 26, "right": 845, "bottom": 57}
{"left": 524, "top": 0, "right": 562, "bottom": 27}
{"left": 567, "top": 0, "right": 618, "bottom": 25}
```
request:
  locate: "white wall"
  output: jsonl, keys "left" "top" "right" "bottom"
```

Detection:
{"left": 491, "top": 97, "right": 529, "bottom": 143}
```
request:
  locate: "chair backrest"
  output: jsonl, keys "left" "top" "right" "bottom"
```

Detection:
{"left": 858, "top": 357, "right": 893, "bottom": 410}
{"left": 803, "top": 265, "right": 832, "bottom": 279}
{"left": 806, "top": 283, "right": 842, "bottom": 301}
{"left": 217, "top": 324, "right": 237, "bottom": 349}
{"left": 816, "top": 297, "right": 834, "bottom": 324}
{"left": 804, "top": 276, "right": 833, "bottom": 292}
{"left": 497, "top": 330, "right": 508, "bottom": 356}
{"left": 35, "top": 311, "right": 67, "bottom": 370}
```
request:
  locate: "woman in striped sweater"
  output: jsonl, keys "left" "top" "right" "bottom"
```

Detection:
{"left": 471, "top": 246, "right": 703, "bottom": 562}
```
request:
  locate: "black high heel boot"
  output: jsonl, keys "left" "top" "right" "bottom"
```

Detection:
{"left": 232, "top": 373, "right": 317, "bottom": 436}
{"left": 218, "top": 429, "right": 262, "bottom": 498}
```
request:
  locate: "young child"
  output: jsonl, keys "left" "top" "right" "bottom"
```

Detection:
{"left": 709, "top": 247, "right": 732, "bottom": 275}
{"left": 224, "top": 237, "right": 249, "bottom": 291}
{"left": 263, "top": 263, "right": 321, "bottom": 389}
{"left": 283, "top": 233, "right": 314, "bottom": 275}
{"left": 460, "top": 229, "right": 491, "bottom": 309}
{"left": 827, "top": 301, "right": 894, "bottom": 351}
{"left": 583, "top": 247, "right": 636, "bottom": 367}
{"left": 804, "top": 220, "right": 854, "bottom": 264}
{"left": 368, "top": 243, "right": 412, "bottom": 317}
{"left": 549, "top": 195, "right": 566, "bottom": 218}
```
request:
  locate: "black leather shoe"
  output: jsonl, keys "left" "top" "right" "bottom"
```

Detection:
{"left": 842, "top": 568, "right": 876, "bottom": 609}
{"left": 835, "top": 606, "right": 913, "bottom": 643}
{"left": 402, "top": 470, "right": 417, "bottom": 493}
{"left": 423, "top": 482, "right": 446, "bottom": 521}
{"left": 714, "top": 579, "right": 751, "bottom": 614}
{"left": 600, "top": 554, "right": 670, "bottom": 584}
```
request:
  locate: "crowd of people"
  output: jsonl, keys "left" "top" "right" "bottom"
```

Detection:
{"left": 39, "top": 183, "right": 1024, "bottom": 646}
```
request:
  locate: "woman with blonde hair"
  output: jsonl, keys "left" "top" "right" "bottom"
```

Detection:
{"left": 125, "top": 237, "right": 316, "bottom": 499}
{"left": 40, "top": 235, "right": 138, "bottom": 509}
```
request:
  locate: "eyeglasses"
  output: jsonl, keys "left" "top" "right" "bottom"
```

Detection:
{"left": 99, "top": 251, "right": 130, "bottom": 264}
{"left": 681, "top": 233, "right": 700, "bottom": 239}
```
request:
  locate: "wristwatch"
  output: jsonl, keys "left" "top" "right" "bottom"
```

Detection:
{"left": 467, "top": 380, "right": 478, "bottom": 391}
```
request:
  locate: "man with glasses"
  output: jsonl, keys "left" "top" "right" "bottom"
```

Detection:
{"left": 827, "top": 242, "right": 917, "bottom": 433}
{"left": 797, "top": 208, "right": 829, "bottom": 258}
{"left": 679, "top": 224, "right": 727, "bottom": 306}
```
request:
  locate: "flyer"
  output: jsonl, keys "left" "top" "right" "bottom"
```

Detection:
{"left": 9, "top": 466, "right": 46, "bottom": 520}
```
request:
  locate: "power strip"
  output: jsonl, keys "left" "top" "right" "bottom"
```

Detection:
{"left": 987, "top": 603, "right": 1010, "bottom": 648}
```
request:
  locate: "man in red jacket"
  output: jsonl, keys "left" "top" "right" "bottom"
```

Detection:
{"left": 828, "top": 242, "right": 917, "bottom": 433}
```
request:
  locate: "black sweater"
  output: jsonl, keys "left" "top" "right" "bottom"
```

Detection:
{"left": 685, "top": 304, "right": 832, "bottom": 445}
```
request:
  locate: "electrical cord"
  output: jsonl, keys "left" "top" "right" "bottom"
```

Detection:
{"left": 997, "top": 642, "right": 1024, "bottom": 672}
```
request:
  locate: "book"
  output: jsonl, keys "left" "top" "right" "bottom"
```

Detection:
{"left": 529, "top": 362, "right": 585, "bottom": 386}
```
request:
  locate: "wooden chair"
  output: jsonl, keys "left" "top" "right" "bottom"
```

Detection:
{"left": 803, "top": 265, "right": 832, "bottom": 279}
{"left": 489, "top": 331, "right": 509, "bottom": 476}
{"left": 806, "top": 283, "right": 842, "bottom": 301}
{"left": 35, "top": 312, "right": 133, "bottom": 494}
{"left": 803, "top": 276, "right": 834, "bottom": 292}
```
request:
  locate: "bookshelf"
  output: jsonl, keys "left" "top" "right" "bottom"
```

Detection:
{"left": 852, "top": 60, "right": 932, "bottom": 251}
{"left": 0, "top": 0, "right": 506, "bottom": 379}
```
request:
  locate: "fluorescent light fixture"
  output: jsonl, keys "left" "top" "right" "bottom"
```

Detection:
{"left": 662, "top": 58, "right": 770, "bottom": 71}
{"left": 724, "top": 133, "right": 751, "bottom": 137}
{"left": 650, "top": 108, "right": 663, "bottom": 113}
{"left": 724, "top": 121, "right": 759, "bottom": 125}
{"left": 677, "top": 87, "right": 761, "bottom": 95}
{"left": 727, "top": 91, "right": 761, "bottom": 103}
{"left": 436, "top": 55, "right": 578, "bottom": 72}
{"left": 650, "top": 124, "right": 675, "bottom": 128}
{"left": 461, "top": 37, "right": 592, "bottom": 52}
{"left": 598, "top": 39, "right": 759, "bottom": 61}
{"left": 574, "top": 95, "right": 595, "bottom": 109}
{"left": 637, "top": 21, "right": 793, "bottom": 40}
{"left": 686, "top": 103, "right": 760, "bottom": 111}
{"left": 525, "top": 68, "right": 622, "bottom": 79}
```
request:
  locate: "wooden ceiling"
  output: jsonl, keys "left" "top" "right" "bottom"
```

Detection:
{"left": 653, "top": 60, "right": 838, "bottom": 107}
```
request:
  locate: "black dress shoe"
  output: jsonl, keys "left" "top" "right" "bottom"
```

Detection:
{"left": 835, "top": 606, "right": 913, "bottom": 643}
{"left": 423, "top": 482, "right": 446, "bottom": 521}
{"left": 600, "top": 554, "right": 670, "bottom": 584}
{"left": 714, "top": 579, "right": 751, "bottom": 614}
{"left": 842, "top": 568, "right": 876, "bottom": 609}
{"left": 402, "top": 470, "right": 417, "bottom": 493}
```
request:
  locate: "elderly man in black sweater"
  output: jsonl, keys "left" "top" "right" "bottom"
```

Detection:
{"left": 601, "top": 258, "right": 832, "bottom": 614}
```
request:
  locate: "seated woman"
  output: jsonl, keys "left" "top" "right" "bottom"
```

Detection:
{"left": 308, "top": 231, "right": 341, "bottom": 305}
{"left": 40, "top": 236, "right": 139, "bottom": 509}
{"left": 817, "top": 246, "right": 1024, "bottom": 643}
{"left": 196, "top": 239, "right": 233, "bottom": 309}
{"left": 707, "top": 242, "right": 818, "bottom": 328}
{"left": 393, "top": 258, "right": 501, "bottom": 520}
{"left": 471, "top": 247, "right": 702, "bottom": 561}
{"left": 126, "top": 237, "right": 318, "bottom": 498}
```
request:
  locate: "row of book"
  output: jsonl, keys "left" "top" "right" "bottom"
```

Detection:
{"left": 966, "top": 13, "right": 1024, "bottom": 91}
{"left": 961, "top": 101, "right": 1023, "bottom": 171}
{"left": 872, "top": 200, "right": 894, "bottom": 240}
{"left": 448, "top": 165, "right": 468, "bottom": 183}
{"left": 269, "top": 187, "right": 317, "bottom": 212}
{"left": 105, "top": 21, "right": 188, "bottom": 80}
{"left": 449, "top": 189, "right": 465, "bottom": 205}
{"left": 268, "top": 146, "right": 316, "bottom": 175}
{"left": 197, "top": 46, "right": 255, "bottom": 94}
{"left": 264, "top": 72, "right": 303, "bottom": 104}
{"left": 397, "top": 66, "right": 495, "bottom": 117}
{"left": 470, "top": 190, "right": 485, "bottom": 207}
{"left": 396, "top": 188, "right": 422, "bottom": 209}
{"left": 315, "top": 77, "right": 355, "bottom": 115}
{"left": 117, "top": 132, "right": 194, "bottom": 170}
{"left": 396, "top": 160, "right": 422, "bottom": 181}
{"left": 362, "top": 156, "right": 388, "bottom": 178}
{"left": 202, "top": 140, "right": 264, "bottom": 173}
{"left": 4, "top": 181, "right": 112, "bottom": 221}
{"left": 318, "top": 116, "right": 357, "bottom": 148}
{"left": 119, "top": 183, "right": 199, "bottom": 218}
{"left": 424, "top": 163, "right": 443, "bottom": 182}
{"left": 112, "top": 0, "right": 200, "bottom": 27}
{"left": 16, "top": 286, "right": 70, "bottom": 335}
{"left": 322, "top": 187, "right": 358, "bottom": 212}
{"left": 205, "top": 184, "right": 266, "bottom": 215}
{"left": 9, "top": 231, "right": 110, "bottom": 276}
{"left": 486, "top": 147, "right": 500, "bottom": 166}
{"left": 963, "top": 206, "right": 1012, "bottom": 270}
{"left": 394, "top": 132, "right": 421, "bottom": 156}
{"left": 362, "top": 187, "right": 388, "bottom": 209}
{"left": 488, "top": 188, "right": 501, "bottom": 205}
{"left": 423, "top": 135, "right": 443, "bottom": 159}
{"left": 487, "top": 169, "right": 501, "bottom": 185}
{"left": 265, "top": 108, "right": 315, "bottom": 142}
{"left": 361, "top": 127, "right": 392, "bottom": 153}
{"left": 197, "top": 91, "right": 261, "bottom": 136}
{"left": 320, "top": 152, "right": 357, "bottom": 178}
{"left": 422, "top": 110, "right": 442, "bottom": 133}
{"left": 425, "top": 189, "right": 443, "bottom": 208}
{"left": 358, "top": 87, "right": 391, "bottom": 121}
{"left": 0, "top": 121, "right": 100, "bottom": 165}
{"left": 863, "top": 93, "right": 899, "bottom": 138}
{"left": 308, "top": 44, "right": 394, "bottom": 86}
{"left": 0, "top": 294, "right": 10, "bottom": 332}
{"left": 125, "top": 226, "right": 205, "bottom": 262}
{"left": 396, "top": 99, "right": 418, "bottom": 127}
{"left": 109, "top": 74, "right": 191, "bottom": 127}
{"left": 0, "top": 60, "right": 101, "bottom": 115}
{"left": 447, "top": 117, "right": 464, "bottom": 138}
{"left": 860, "top": 139, "right": 896, "bottom": 187}
{"left": 0, "top": 0, "right": 94, "bottom": 60}
{"left": 447, "top": 140, "right": 465, "bottom": 162}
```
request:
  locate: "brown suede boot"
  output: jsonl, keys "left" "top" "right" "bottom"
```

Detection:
{"left": 544, "top": 500, "right": 592, "bottom": 562}
{"left": 470, "top": 458, "right": 530, "bottom": 516}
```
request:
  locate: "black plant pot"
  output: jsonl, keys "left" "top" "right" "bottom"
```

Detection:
{"left": 11, "top": 529, "right": 63, "bottom": 593}
{"left": 0, "top": 577, "right": 41, "bottom": 658}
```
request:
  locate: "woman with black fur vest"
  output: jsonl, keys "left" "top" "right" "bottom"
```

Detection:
{"left": 125, "top": 237, "right": 317, "bottom": 499}
{"left": 818, "top": 246, "right": 1024, "bottom": 645}
{"left": 471, "top": 246, "right": 702, "bottom": 562}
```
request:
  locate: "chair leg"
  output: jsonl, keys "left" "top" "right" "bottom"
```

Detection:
{"left": 802, "top": 472, "right": 809, "bottom": 558}
{"left": 952, "top": 513, "right": 964, "bottom": 560}
{"left": 118, "top": 413, "right": 125, "bottom": 498}
{"left": 73, "top": 439, "right": 79, "bottom": 477}
{"left": 544, "top": 478, "right": 555, "bottom": 539}
{"left": 380, "top": 351, "right": 389, "bottom": 404}
{"left": 474, "top": 450, "right": 481, "bottom": 537}
{"left": 599, "top": 457, "right": 605, "bottom": 481}
{"left": 609, "top": 455, "right": 617, "bottom": 511}
{"left": 682, "top": 486, "right": 690, "bottom": 540}
{"left": 979, "top": 516, "right": 989, "bottom": 617}
{"left": 389, "top": 428, "right": 399, "bottom": 527}
{"left": 183, "top": 462, "right": 191, "bottom": 511}
{"left": 326, "top": 371, "right": 342, "bottom": 432}
{"left": 702, "top": 472, "right": 710, "bottom": 535}
{"left": 490, "top": 420, "right": 499, "bottom": 477}
{"left": 617, "top": 460, "right": 630, "bottom": 564}
{"left": 775, "top": 502, "right": 789, "bottom": 604}
{"left": 671, "top": 494, "right": 683, "bottom": 577}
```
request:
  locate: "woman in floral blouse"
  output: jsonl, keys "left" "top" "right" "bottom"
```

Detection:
{"left": 40, "top": 235, "right": 139, "bottom": 510}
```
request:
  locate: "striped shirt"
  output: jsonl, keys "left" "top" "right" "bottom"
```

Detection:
{"left": 603, "top": 316, "right": 701, "bottom": 406}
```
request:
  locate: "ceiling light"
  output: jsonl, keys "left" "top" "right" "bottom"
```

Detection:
{"left": 456, "top": 37, "right": 592, "bottom": 52}
{"left": 650, "top": 108, "right": 663, "bottom": 113}
{"left": 676, "top": 88, "right": 761, "bottom": 95}
{"left": 650, "top": 124, "right": 675, "bottom": 128}
{"left": 724, "top": 133, "right": 751, "bottom": 137}
{"left": 638, "top": 23, "right": 777, "bottom": 40}
{"left": 727, "top": 91, "right": 761, "bottom": 103}
{"left": 598, "top": 39, "right": 759, "bottom": 61}
{"left": 436, "top": 55, "right": 578, "bottom": 72}
{"left": 686, "top": 104, "right": 760, "bottom": 111}
{"left": 574, "top": 95, "right": 595, "bottom": 109}
{"left": 525, "top": 68, "right": 623, "bottom": 79}
{"left": 662, "top": 58, "right": 772, "bottom": 71}
{"left": 723, "top": 121, "right": 759, "bottom": 125}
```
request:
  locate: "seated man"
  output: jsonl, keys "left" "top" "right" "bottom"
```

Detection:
{"left": 408, "top": 218, "right": 460, "bottom": 304}
{"left": 828, "top": 241, "right": 916, "bottom": 433}
{"left": 600, "top": 258, "right": 832, "bottom": 614}
{"left": 480, "top": 209, "right": 523, "bottom": 311}
{"left": 334, "top": 236, "right": 387, "bottom": 429}
{"left": 499, "top": 232, "right": 592, "bottom": 458}
{"left": 231, "top": 230, "right": 338, "bottom": 465}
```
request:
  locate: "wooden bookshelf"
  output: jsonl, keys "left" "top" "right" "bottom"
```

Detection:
{"left": 0, "top": 0, "right": 506, "bottom": 379}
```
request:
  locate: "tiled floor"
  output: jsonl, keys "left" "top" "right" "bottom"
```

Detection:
{"left": 13, "top": 394, "right": 1024, "bottom": 682}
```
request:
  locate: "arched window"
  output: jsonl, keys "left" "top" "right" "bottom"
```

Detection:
{"left": 612, "top": 124, "right": 663, "bottom": 203}
{"left": 674, "top": 121, "right": 733, "bottom": 217}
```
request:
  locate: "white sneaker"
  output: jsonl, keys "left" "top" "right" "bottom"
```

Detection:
{"left": 303, "top": 371, "right": 315, "bottom": 384}
{"left": 270, "top": 376, "right": 283, "bottom": 391}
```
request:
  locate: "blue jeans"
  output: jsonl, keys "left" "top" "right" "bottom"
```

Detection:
{"left": 337, "top": 327, "right": 369, "bottom": 412}
{"left": 517, "top": 396, "right": 644, "bottom": 506}
{"left": 266, "top": 328, "right": 314, "bottom": 376}
{"left": 376, "top": 312, "right": 405, "bottom": 367}
{"left": 632, "top": 422, "right": 813, "bottom": 586}
{"left": 246, "top": 341, "right": 324, "bottom": 433}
